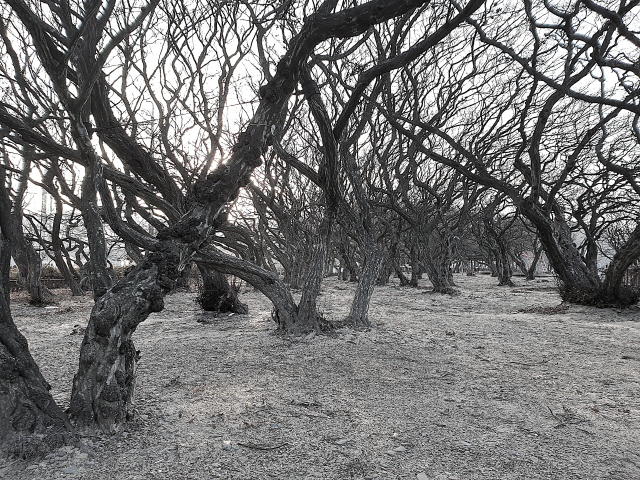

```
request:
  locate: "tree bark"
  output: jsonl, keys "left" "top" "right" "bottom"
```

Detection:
{"left": 526, "top": 243, "right": 543, "bottom": 280}
{"left": 68, "top": 252, "right": 178, "bottom": 429}
{"left": 49, "top": 188, "right": 84, "bottom": 296}
{"left": 345, "top": 245, "right": 383, "bottom": 329}
{"left": 519, "top": 199, "right": 602, "bottom": 300}
{"left": 8, "top": 211, "right": 53, "bottom": 304}
{"left": 194, "top": 246, "right": 300, "bottom": 329}
{"left": 600, "top": 223, "right": 640, "bottom": 306}
{"left": 294, "top": 215, "right": 332, "bottom": 334}
{"left": 0, "top": 193, "right": 71, "bottom": 455}
{"left": 494, "top": 246, "right": 514, "bottom": 286}
{"left": 196, "top": 264, "right": 247, "bottom": 314}
{"left": 423, "top": 258, "right": 458, "bottom": 294}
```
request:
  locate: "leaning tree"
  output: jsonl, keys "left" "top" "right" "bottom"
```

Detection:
{"left": 383, "top": 0, "right": 640, "bottom": 306}
{"left": 1, "top": 0, "right": 480, "bottom": 449}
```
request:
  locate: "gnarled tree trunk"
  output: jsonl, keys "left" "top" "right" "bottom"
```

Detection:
{"left": 196, "top": 263, "right": 247, "bottom": 314}
{"left": 345, "top": 245, "right": 383, "bottom": 329}
{"left": 0, "top": 202, "right": 71, "bottom": 455}
{"left": 49, "top": 189, "right": 84, "bottom": 296}
{"left": 69, "top": 252, "right": 178, "bottom": 429}
{"left": 294, "top": 215, "right": 333, "bottom": 334}
{"left": 600, "top": 223, "right": 640, "bottom": 306}
{"left": 9, "top": 212, "right": 53, "bottom": 304}
{"left": 194, "top": 246, "right": 300, "bottom": 330}
{"left": 423, "top": 258, "right": 457, "bottom": 294}
{"left": 519, "top": 199, "right": 602, "bottom": 301}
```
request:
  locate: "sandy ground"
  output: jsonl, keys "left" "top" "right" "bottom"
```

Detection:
{"left": 1, "top": 274, "right": 640, "bottom": 480}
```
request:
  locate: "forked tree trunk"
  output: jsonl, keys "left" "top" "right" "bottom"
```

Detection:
{"left": 345, "top": 245, "right": 383, "bottom": 329}
{"left": 196, "top": 264, "right": 247, "bottom": 314}
{"left": 50, "top": 194, "right": 84, "bottom": 296}
{"left": 526, "top": 245, "right": 543, "bottom": 280}
{"left": 423, "top": 238, "right": 458, "bottom": 294}
{"left": 11, "top": 238, "right": 53, "bottom": 304}
{"left": 423, "top": 258, "right": 457, "bottom": 294}
{"left": 511, "top": 252, "right": 529, "bottom": 277}
{"left": 409, "top": 245, "right": 422, "bottom": 286}
{"left": 291, "top": 216, "right": 332, "bottom": 334}
{"left": 0, "top": 220, "right": 71, "bottom": 455}
{"left": 486, "top": 251, "right": 498, "bottom": 277}
{"left": 338, "top": 246, "right": 359, "bottom": 282}
{"left": 69, "top": 253, "right": 179, "bottom": 429}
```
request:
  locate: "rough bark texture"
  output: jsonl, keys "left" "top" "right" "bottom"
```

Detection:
{"left": 345, "top": 246, "right": 383, "bottom": 329}
{"left": 196, "top": 264, "right": 247, "bottom": 314}
{"left": 526, "top": 245, "right": 543, "bottom": 280}
{"left": 519, "top": 200, "right": 602, "bottom": 296}
{"left": 46, "top": 181, "right": 84, "bottom": 296}
{"left": 3, "top": 0, "right": 436, "bottom": 432}
{"left": 0, "top": 210, "right": 71, "bottom": 456}
{"left": 8, "top": 212, "right": 53, "bottom": 305}
{"left": 293, "top": 216, "right": 333, "bottom": 334}
{"left": 599, "top": 223, "right": 640, "bottom": 306}
{"left": 483, "top": 218, "right": 514, "bottom": 287}
{"left": 68, "top": 252, "right": 178, "bottom": 429}
{"left": 194, "top": 246, "right": 300, "bottom": 329}
{"left": 423, "top": 258, "right": 458, "bottom": 294}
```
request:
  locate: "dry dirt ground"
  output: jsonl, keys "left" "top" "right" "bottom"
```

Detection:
{"left": 2, "top": 274, "right": 640, "bottom": 480}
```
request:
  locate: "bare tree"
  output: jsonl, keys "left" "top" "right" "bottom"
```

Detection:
{"left": 384, "top": 1, "right": 640, "bottom": 305}
{"left": 1, "top": 0, "right": 447, "bottom": 441}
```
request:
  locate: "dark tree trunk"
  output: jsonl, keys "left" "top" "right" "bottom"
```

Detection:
{"left": 409, "top": 266, "right": 421, "bottom": 287}
{"left": 423, "top": 258, "right": 458, "bottom": 294}
{"left": 194, "top": 246, "right": 300, "bottom": 329}
{"left": 511, "top": 251, "right": 529, "bottom": 277}
{"left": 583, "top": 235, "right": 600, "bottom": 278}
{"left": 293, "top": 216, "right": 333, "bottom": 334}
{"left": 486, "top": 251, "right": 498, "bottom": 277}
{"left": 0, "top": 203, "right": 71, "bottom": 455}
{"left": 49, "top": 190, "right": 84, "bottom": 296}
{"left": 423, "top": 236, "right": 458, "bottom": 294}
{"left": 409, "top": 244, "right": 422, "bottom": 287}
{"left": 196, "top": 264, "right": 247, "bottom": 314}
{"left": 526, "top": 245, "right": 543, "bottom": 280}
{"left": 338, "top": 246, "right": 359, "bottom": 282}
{"left": 345, "top": 246, "right": 383, "bottom": 329}
{"left": 8, "top": 213, "right": 53, "bottom": 304}
{"left": 397, "top": 269, "right": 411, "bottom": 286}
{"left": 124, "top": 241, "right": 145, "bottom": 265}
{"left": 287, "top": 259, "right": 306, "bottom": 290}
{"left": 69, "top": 252, "right": 179, "bottom": 429}
{"left": 599, "top": 223, "right": 640, "bottom": 306}
{"left": 519, "top": 199, "right": 602, "bottom": 301}
{"left": 77, "top": 123, "right": 113, "bottom": 300}
{"left": 376, "top": 253, "right": 393, "bottom": 286}
{"left": 494, "top": 246, "right": 514, "bottom": 287}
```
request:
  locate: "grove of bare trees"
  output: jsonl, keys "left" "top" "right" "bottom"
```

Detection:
{"left": 1, "top": 0, "right": 638, "bottom": 456}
